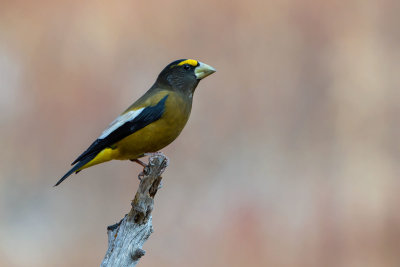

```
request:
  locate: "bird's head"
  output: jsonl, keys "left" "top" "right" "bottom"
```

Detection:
{"left": 156, "top": 59, "right": 216, "bottom": 95}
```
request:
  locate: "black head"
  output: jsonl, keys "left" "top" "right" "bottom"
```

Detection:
{"left": 155, "top": 59, "right": 216, "bottom": 95}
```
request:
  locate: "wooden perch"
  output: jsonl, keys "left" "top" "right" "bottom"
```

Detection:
{"left": 101, "top": 154, "right": 169, "bottom": 267}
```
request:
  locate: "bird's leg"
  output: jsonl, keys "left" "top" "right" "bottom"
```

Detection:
{"left": 130, "top": 159, "right": 149, "bottom": 181}
{"left": 131, "top": 153, "right": 167, "bottom": 182}
{"left": 131, "top": 159, "right": 147, "bottom": 168}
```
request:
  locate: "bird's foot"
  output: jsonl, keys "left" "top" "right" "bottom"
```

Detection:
{"left": 138, "top": 171, "right": 144, "bottom": 181}
{"left": 131, "top": 159, "right": 149, "bottom": 181}
{"left": 137, "top": 167, "right": 150, "bottom": 181}
{"left": 131, "top": 158, "right": 147, "bottom": 168}
{"left": 131, "top": 153, "right": 167, "bottom": 181}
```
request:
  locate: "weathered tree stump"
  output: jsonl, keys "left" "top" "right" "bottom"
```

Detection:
{"left": 101, "top": 154, "right": 168, "bottom": 267}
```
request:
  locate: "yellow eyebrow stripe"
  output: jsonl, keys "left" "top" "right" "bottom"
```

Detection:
{"left": 177, "top": 59, "right": 198, "bottom": 67}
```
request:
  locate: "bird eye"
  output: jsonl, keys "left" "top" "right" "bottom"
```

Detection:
{"left": 183, "top": 65, "right": 191, "bottom": 70}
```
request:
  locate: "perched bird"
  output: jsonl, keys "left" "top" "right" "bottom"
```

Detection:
{"left": 55, "top": 59, "right": 215, "bottom": 186}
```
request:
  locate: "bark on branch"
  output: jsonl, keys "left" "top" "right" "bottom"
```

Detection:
{"left": 101, "top": 154, "right": 169, "bottom": 267}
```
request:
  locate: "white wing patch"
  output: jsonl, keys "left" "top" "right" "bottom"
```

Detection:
{"left": 99, "top": 108, "right": 145, "bottom": 139}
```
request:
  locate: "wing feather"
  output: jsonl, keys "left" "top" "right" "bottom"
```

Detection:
{"left": 71, "top": 94, "right": 168, "bottom": 165}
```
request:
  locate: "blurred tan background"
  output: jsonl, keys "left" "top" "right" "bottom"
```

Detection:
{"left": 1, "top": 0, "right": 399, "bottom": 266}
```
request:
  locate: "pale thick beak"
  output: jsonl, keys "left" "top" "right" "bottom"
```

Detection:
{"left": 195, "top": 62, "right": 216, "bottom": 80}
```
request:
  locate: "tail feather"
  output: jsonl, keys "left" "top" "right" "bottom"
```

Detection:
{"left": 55, "top": 154, "right": 96, "bottom": 186}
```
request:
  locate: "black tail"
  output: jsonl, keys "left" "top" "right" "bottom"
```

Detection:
{"left": 54, "top": 154, "right": 96, "bottom": 186}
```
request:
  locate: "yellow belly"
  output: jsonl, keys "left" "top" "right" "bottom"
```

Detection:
{"left": 80, "top": 91, "right": 191, "bottom": 170}
{"left": 115, "top": 110, "right": 189, "bottom": 159}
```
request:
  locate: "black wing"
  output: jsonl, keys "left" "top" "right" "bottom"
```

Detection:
{"left": 72, "top": 94, "right": 168, "bottom": 165}
{"left": 54, "top": 95, "right": 168, "bottom": 186}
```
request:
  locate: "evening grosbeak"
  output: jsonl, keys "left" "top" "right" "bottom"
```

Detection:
{"left": 55, "top": 59, "right": 215, "bottom": 186}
